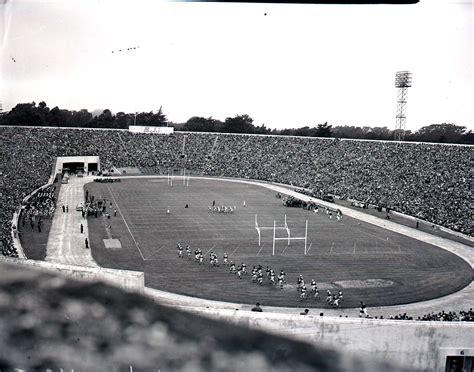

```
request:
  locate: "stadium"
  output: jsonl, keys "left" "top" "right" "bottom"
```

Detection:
{"left": 0, "top": 125, "right": 473, "bottom": 371}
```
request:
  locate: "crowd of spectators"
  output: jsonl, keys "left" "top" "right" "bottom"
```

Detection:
{"left": 18, "top": 185, "right": 57, "bottom": 231}
{"left": 382, "top": 308, "right": 474, "bottom": 322}
{"left": 0, "top": 127, "right": 471, "bottom": 257}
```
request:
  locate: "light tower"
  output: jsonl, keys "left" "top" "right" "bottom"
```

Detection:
{"left": 394, "top": 71, "right": 412, "bottom": 141}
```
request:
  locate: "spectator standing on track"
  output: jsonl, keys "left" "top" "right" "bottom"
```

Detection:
{"left": 114, "top": 209, "right": 117, "bottom": 217}
{"left": 80, "top": 223, "right": 84, "bottom": 233}
{"left": 251, "top": 303, "right": 263, "bottom": 312}
{"left": 85, "top": 238, "right": 89, "bottom": 249}
{"left": 62, "top": 205, "right": 65, "bottom": 213}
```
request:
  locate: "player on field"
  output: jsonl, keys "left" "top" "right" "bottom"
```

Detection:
{"left": 359, "top": 301, "right": 369, "bottom": 318}
{"left": 297, "top": 275, "right": 304, "bottom": 291}
{"left": 241, "top": 263, "right": 247, "bottom": 275}
{"left": 277, "top": 274, "right": 284, "bottom": 289}
{"left": 257, "top": 272, "right": 263, "bottom": 286}
{"left": 326, "top": 290, "right": 332, "bottom": 304}
{"left": 280, "top": 270, "right": 286, "bottom": 283}
{"left": 311, "top": 279, "right": 317, "bottom": 293}
{"left": 186, "top": 245, "right": 192, "bottom": 258}
{"left": 230, "top": 261, "right": 236, "bottom": 273}
{"left": 270, "top": 269, "right": 276, "bottom": 285}
{"left": 300, "top": 285, "right": 308, "bottom": 301}
{"left": 252, "top": 271, "right": 258, "bottom": 283}
{"left": 178, "top": 244, "right": 184, "bottom": 258}
{"left": 209, "top": 252, "right": 215, "bottom": 266}
{"left": 314, "top": 288, "right": 320, "bottom": 300}
{"left": 223, "top": 253, "right": 229, "bottom": 266}
{"left": 266, "top": 266, "right": 271, "bottom": 279}
{"left": 237, "top": 265, "right": 243, "bottom": 279}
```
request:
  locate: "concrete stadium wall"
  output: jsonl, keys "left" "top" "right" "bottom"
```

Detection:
{"left": 55, "top": 156, "right": 100, "bottom": 173}
{"left": 183, "top": 307, "right": 474, "bottom": 372}
{"left": 1, "top": 258, "right": 145, "bottom": 293}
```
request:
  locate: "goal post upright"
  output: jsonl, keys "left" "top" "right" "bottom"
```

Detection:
{"left": 272, "top": 220, "right": 276, "bottom": 256}
{"left": 255, "top": 214, "right": 261, "bottom": 246}
{"left": 304, "top": 220, "right": 308, "bottom": 255}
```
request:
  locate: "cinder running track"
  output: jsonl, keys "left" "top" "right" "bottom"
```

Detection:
{"left": 46, "top": 175, "right": 97, "bottom": 268}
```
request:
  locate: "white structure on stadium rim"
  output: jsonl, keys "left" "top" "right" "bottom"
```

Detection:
{"left": 255, "top": 214, "right": 308, "bottom": 255}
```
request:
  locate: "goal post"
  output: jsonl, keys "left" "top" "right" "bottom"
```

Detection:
{"left": 255, "top": 214, "right": 288, "bottom": 247}
{"left": 273, "top": 219, "right": 308, "bottom": 256}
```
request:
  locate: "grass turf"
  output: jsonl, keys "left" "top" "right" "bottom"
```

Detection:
{"left": 85, "top": 178, "right": 473, "bottom": 308}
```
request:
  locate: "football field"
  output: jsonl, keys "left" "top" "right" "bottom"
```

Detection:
{"left": 85, "top": 177, "right": 472, "bottom": 308}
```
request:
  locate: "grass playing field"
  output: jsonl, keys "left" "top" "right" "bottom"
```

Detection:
{"left": 85, "top": 177, "right": 473, "bottom": 308}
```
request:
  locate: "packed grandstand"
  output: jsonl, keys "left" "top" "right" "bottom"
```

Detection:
{"left": 0, "top": 126, "right": 472, "bottom": 257}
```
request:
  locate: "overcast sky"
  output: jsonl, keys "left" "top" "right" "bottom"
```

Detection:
{"left": 1, "top": 0, "right": 472, "bottom": 130}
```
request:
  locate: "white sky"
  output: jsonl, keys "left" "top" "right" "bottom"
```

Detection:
{"left": 1, "top": 0, "right": 472, "bottom": 130}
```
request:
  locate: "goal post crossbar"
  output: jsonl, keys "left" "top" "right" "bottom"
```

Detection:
{"left": 272, "top": 219, "right": 308, "bottom": 256}
{"left": 255, "top": 214, "right": 289, "bottom": 246}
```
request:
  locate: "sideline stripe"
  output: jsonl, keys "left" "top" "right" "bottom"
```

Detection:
{"left": 144, "top": 245, "right": 165, "bottom": 260}
{"left": 106, "top": 184, "right": 146, "bottom": 261}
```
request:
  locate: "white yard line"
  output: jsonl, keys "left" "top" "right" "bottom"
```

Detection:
{"left": 106, "top": 184, "right": 146, "bottom": 261}
{"left": 256, "top": 243, "right": 265, "bottom": 256}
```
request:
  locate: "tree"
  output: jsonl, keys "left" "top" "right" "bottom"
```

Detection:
{"left": 254, "top": 123, "right": 270, "bottom": 135}
{"left": 414, "top": 123, "right": 467, "bottom": 143}
{"left": 222, "top": 114, "right": 255, "bottom": 133}
{"left": 363, "top": 127, "right": 392, "bottom": 141}
{"left": 149, "top": 106, "right": 167, "bottom": 126}
{"left": 183, "top": 116, "right": 219, "bottom": 132}
{"left": 315, "top": 122, "right": 332, "bottom": 137}
{"left": 95, "top": 109, "right": 114, "bottom": 128}
{"left": 6, "top": 102, "right": 46, "bottom": 126}
{"left": 115, "top": 112, "right": 133, "bottom": 129}
{"left": 72, "top": 109, "right": 93, "bottom": 128}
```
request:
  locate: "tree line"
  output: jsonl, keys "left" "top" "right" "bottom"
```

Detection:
{"left": 0, "top": 101, "right": 472, "bottom": 144}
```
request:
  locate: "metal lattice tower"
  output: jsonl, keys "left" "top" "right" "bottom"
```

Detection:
{"left": 394, "top": 71, "right": 412, "bottom": 141}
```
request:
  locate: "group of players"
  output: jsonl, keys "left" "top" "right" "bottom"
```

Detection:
{"left": 296, "top": 275, "right": 343, "bottom": 307}
{"left": 316, "top": 207, "right": 343, "bottom": 221}
{"left": 176, "top": 242, "right": 291, "bottom": 288}
{"left": 250, "top": 265, "right": 287, "bottom": 289}
{"left": 208, "top": 205, "right": 236, "bottom": 214}
{"left": 177, "top": 242, "right": 346, "bottom": 306}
